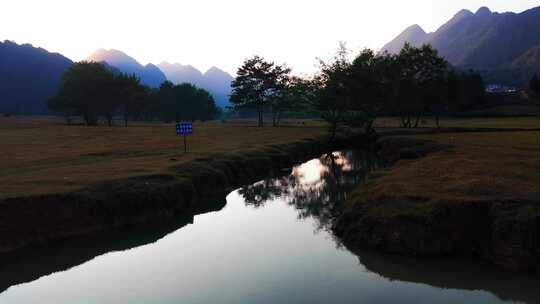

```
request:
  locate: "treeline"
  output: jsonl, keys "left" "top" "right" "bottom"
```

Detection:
{"left": 48, "top": 62, "right": 221, "bottom": 126}
{"left": 230, "top": 43, "right": 485, "bottom": 135}
{"left": 530, "top": 73, "right": 540, "bottom": 102}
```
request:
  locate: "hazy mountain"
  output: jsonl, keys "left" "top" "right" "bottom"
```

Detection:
{"left": 0, "top": 40, "right": 73, "bottom": 114}
{"left": 157, "top": 62, "right": 204, "bottom": 84}
{"left": 381, "top": 6, "right": 540, "bottom": 85}
{"left": 158, "top": 62, "right": 233, "bottom": 108}
{"left": 382, "top": 24, "right": 430, "bottom": 55}
{"left": 87, "top": 49, "right": 166, "bottom": 87}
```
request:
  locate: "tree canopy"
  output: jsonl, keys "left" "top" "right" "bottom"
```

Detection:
{"left": 48, "top": 62, "right": 221, "bottom": 126}
{"left": 529, "top": 74, "right": 540, "bottom": 94}
{"left": 154, "top": 81, "right": 221, "bottom": 122}
{"left": 48, "top": 61, "right": 116, "bottom": 125}
{"left": 230, "top": 56, "right": 291, "bottom": 127}
{"left": 231, "top": 44, "right": 487, "bottom": 136}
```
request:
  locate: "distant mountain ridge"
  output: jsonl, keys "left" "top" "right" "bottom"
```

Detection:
{"left": 157, "top": 62, "right": 233, "bottom": 108}
{"left": 87, "top": 50, "right": 233, "bottom": 107}
{"left": 381, "top": 6, "right": 540, "bottom": 86}
{"left": 0, "top": 40, "right": 73, "bottom": 114}
{"left": 87, "top": 49, "right": 167, "bottom": 88}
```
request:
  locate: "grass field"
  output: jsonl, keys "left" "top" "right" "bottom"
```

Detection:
{"left": 0, "top": 117, "right": 326, "bottom": 198}
{"left": 375, "top": 116, "right": 540, "bottom": 129}
{"left": 372, "top": 130, "right": 540, "bottom": 203}
{"left": 2, "top": 115, "right": 540, "bottom": 200}
{"left": 335, "top": 121, "right": 540, "bottom": 270}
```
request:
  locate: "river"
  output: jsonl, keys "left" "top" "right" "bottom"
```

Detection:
{"left": 0, "top": 150, "right": 538, "bottom": 303}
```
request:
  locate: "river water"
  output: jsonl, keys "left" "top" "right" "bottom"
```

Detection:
{"left": 0, "top": 150, "right": 538, "bottom": 304}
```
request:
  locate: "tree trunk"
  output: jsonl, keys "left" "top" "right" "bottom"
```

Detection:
{"left": 83, "top": 114, "right": 98, "bottom": 126}
{"left": 414, "top": 113, "right": 421, "bottom": 128}
{"left": 330, "top": 121, "right": 337, "bottom": 141}
{"left": 258, "top": 105, "right": 263, "bottom": 127}
{"left": 364, "top": 119, "right": 374, "bottom": 134}
{"left": 400, "top": 115, "right": 407, "bottom": 128}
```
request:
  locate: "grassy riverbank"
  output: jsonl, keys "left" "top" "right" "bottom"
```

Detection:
{"left": 0, "top": 117, "right": 326, "bottom": 198}
{"left": 334, "top": 127, "right": 540, "bottom": 272}
{"left": 0, "top": 116, "right": 353, "bottom": 255}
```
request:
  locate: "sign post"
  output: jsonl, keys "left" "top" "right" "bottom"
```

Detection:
{"left": 176, "top": 122, "right": 193, "bottom": 153}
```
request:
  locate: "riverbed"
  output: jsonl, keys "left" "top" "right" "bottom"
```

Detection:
{"left": 0, "top": 150, "right": 538, "bottom": 303}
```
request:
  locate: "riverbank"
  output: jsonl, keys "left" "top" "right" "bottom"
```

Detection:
{"left": 334, "top": 129, "right": 540, "bottom": 272}
{"left": 0, "top": 117, "right": 327, "bottom": 198}
{"left": 0, "top": 121, "right": 366, "bottom": 255}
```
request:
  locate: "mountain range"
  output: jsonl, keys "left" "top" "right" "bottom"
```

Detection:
{"left": 2, "top": 6, "right": 540, "bottom": 115}
{"left": 0, "top": 43, "right": 234, "bottom": 115}
{"left": 381, "top": 6, "right": 540, "bottom": 86}
{"left": 157, "top": 62, "right": 233, "bottom": 108}
{"left": 87, "top": 49, "right": 167, "bottom": 88}
{"left": 89, "top": 50, "right": 233, "bottom": 108}
{"left": 0, "top": 40, "right": 73, "bottom": 114}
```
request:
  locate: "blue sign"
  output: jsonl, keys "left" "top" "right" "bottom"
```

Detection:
{"left": 176, "top": 122, "right": 193, "bottom": 135}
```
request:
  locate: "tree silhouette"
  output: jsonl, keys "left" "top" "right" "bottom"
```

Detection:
{"left": 152, "top": 81, "right": 221, "bottom": 122}
{"left": 49, "top": 65, "right": 220, "bottom": 127}
{"left": 530, "top": 73, "right": 540, "bottom": 102}
{"left": 115, "top": 73, "right": 150, "bottom": 127}
{"left": 311, "top": 43, "right": 356, "bottom": 139}
{"left": 230, "top": 56, "right": 291, "bottom": 127}
{"left": 48, "top": 61, "right": 116, "bottom": 126}
{"left": 239, "top": 150, "right": 377, "bottom": 232}
{"left": 394, "top": 44, "right": 450, "bottom": 128}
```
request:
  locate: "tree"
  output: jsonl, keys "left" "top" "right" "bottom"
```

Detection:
{"left": 444, "top": 70, "right": 485, "bottom": 115}
{"left": 311, "top": 43, "right": 356, "bottom": 139}
{"left": 230, "top": 56, "right": 291, "bottom": 127}
{"left": 394, "top": 44, "right": 450, "bottom": 128}
{"left": 47, "top": 95, "right": 76, "bottom": 124}
{"left": 312, "top": 44, "right": 387, "bottom": 139}
{"left": 268, "top": 64, "right": 292, "bottom": 126}
{"left": 348, "top": 49, "right": 394, "bottom": 133}
{"left": 49, "top": 61, "right": 116, "bottom": 126}
{"left": 152, "top": 81, "right": 221, "bottom": 122}
{"left": 530, "top": 73, "right": 540, "bottom": 102}
{"left": 115, "top": 73, "right": 151, "bottom": 127}
{"left": 273, "top": 76, "right": 316, "bottom": 125}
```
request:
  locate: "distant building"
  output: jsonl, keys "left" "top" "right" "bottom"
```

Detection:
{"left": 486, "top": 84, "right": 518, "bottom": 93}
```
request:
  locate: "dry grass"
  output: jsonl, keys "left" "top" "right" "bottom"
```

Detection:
{"left": 369, "top": 131, "right": 540, "bottom": 204}
{"left": 0, "top": 116, "right": 326, "bottom": 198}
{"left": 375, "top": 116, "right": 540, "bottom": 129}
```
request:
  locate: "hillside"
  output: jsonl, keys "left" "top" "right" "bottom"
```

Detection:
{"left": 87, "top": 49, "right": 167, "bottom": 87}
{"left": 381, "top": 6, "right": 540, "bottom": 86}
{"left": 0, "top": 40, "right": 73, "bottom": 115}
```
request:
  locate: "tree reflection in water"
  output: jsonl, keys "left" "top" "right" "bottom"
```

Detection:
{"left": 238, "top": 150, "right": 377, "bottom": 232}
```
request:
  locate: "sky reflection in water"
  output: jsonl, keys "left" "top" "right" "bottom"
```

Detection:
{"left": 0, "top": 151, "right": 538, "bottom": 304}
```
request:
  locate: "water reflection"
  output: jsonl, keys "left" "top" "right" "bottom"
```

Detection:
{"left": 1, "top": 150, "right": 539, "bottom": 304}
{"left": 0, "top": 200, "right": 226, "bottom": 294}
{"left": 355, "top": 248, "right": 540, "bottom": 304}
{"left": 238, "top": 150, "right": 540, "bottom": 303}
{"left": 239, "top": 150, "right": 377, "bottom": 231}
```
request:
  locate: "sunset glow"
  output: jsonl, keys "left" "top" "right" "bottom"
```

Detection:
{"left": 1, "top": 0, "right": 537, "bottom": 74}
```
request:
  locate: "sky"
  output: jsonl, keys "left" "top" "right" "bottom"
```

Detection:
{"left": 1, "top": 0, "right": 538, "bottom": 75}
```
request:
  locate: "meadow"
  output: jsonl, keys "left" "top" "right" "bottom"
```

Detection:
{"left": 2, "top": 115, "right": 540, "bottom": 200}
{"left": 0, "top": 117, "right": 326, "bottom": 198}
